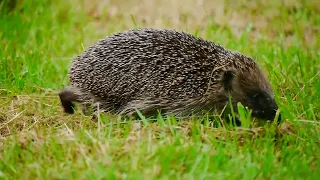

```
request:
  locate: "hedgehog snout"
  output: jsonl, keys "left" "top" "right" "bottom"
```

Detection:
{"left": 246, "top": 90, "right": 281, "bottom": 124}
{"left": 252, "top": 99, "right": 281, "bottom": 124}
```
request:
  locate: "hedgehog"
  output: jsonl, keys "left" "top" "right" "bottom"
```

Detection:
{"left": 59, "top": 28, "right": 281, "bottom": 125}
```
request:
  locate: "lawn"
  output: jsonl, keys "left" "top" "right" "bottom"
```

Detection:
{"left": 0, "top": 0, "right": 320, "bottom": 179}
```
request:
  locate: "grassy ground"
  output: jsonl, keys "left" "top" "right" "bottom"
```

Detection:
{"left": 1, "top": 0, "right": 320, "bottom": 179}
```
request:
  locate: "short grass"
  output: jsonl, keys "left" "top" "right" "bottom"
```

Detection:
{"left": 1, "top": 0, "right": 320, "bottom": 179}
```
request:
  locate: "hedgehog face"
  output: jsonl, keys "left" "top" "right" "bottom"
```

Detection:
{"left": 221, "top": 69, "right": 281, "bottom": 123}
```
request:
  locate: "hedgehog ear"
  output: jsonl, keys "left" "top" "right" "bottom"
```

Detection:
{"left": 222, "top": 70, "right": 236, "bottom": 91}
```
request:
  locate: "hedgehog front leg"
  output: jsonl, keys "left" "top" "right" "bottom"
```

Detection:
{"left": 220, "top": 108, "right": 242, "bottom": 127}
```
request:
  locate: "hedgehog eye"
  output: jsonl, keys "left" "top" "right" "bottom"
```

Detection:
{"left": 253, "top": 93, "right": 259, "bottom": 98}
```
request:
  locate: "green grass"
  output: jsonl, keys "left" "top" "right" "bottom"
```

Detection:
{"left": 1, "top": 0, "right": 320, "bottom": 179}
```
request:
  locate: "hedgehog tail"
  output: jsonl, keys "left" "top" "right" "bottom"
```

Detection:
{"left": 59, "top": 85, "right": 99, "bottom": 115}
